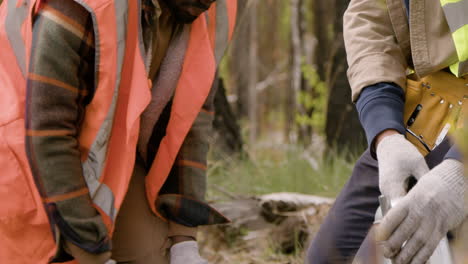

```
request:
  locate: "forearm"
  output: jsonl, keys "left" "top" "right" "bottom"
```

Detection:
{"left": 26, "top": 0, "right": 108, "bottom": 261}
{"left": 355, "top": 82, "right": 406, "bottom": 153}
{"left": 356, "top": 83, "right": 465, "bottom": 162}
{"left": 157, "top": 110, "right": 213, "bottom": 207}
{"left": 156, "top": 85, "right": 228, "bottom": 227}
{"left": 160, "top": 80, "right": 218, "bottom": 200}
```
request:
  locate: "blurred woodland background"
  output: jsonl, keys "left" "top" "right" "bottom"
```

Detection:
{"left": 201, "top": 1, "right": 368, "bottom": 262}
{"left": 220, "top": 0, "right": 364, "bottom": 149}
{"left": 201, "top": 1, "right": 468, "bottom": 262}
{"left": 216, "top": 0, "right": 365, "bottom": 150}
{"left": 202, "top": 2, "right": 468, "bottom": 263}
{"left": 208, "top": 0, "right": 364, "bottom": 198}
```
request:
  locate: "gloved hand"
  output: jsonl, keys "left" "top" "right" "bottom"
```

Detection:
{"left": 376, "top": 134, "right": 429, "bottom": 199}
{"left": 376, "top": 159, "right": 467, "bottom": 264}
{"left": 170, "top": 241, "right": 208, "bottom": 264}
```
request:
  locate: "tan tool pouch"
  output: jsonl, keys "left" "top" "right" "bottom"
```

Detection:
{"left": 404, "top": 71, "right": 468, "bottom": 156}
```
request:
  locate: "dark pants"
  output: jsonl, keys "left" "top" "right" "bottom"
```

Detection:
{"left": 305, "top": 140, "right": 451, "bottom": 264}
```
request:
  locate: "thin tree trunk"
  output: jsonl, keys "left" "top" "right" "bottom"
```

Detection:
{"left": 313, "top": 0, "right": 332, "bottom": 80}
{"left": 231, "top": 20, "right": 251, "bottom": 119}
{"left": 213, "top": 77, "right": 244, "bottom": 155}
{"left": 248, "top": 2, "right": 258, "bottom": 143}
{"left": 286, "top": 0, "right": 302, "bottom": 143}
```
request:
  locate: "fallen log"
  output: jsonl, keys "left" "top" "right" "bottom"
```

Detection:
{"left": 199, "top": 192, "right": 334, "bottom": 263}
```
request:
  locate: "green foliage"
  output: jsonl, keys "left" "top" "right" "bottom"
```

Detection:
{"left": 295, "top": 62, "right": 328, "bottom": 133}
{"left": 218, "top": 52, "right": 231, "bottom": 84}
{"left": 207, "top": 143, "right": 354, "bottom": 200}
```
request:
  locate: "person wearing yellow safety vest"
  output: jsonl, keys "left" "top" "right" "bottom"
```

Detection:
{"left": 0, "top": 0, "right": 239, "bottom": 263}
{"left": 306, "top": 0, "right": 467, "bottom": 263}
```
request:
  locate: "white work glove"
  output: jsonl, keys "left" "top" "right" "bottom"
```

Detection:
{"left": 170, "top": 241, "right": 208, "bottom": 264}
{"left": 376, "top": 159, "right": 467, "bottom": 264}
{"left": 377, "top": 134, "right": 429, "bottom": 199}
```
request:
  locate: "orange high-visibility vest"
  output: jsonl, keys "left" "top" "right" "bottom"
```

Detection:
{"left": 0, "top": 0, "right": 237, "bottom": 263}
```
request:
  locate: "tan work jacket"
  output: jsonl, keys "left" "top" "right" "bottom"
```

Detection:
{"left": 344, "top": 0, "right": 459, "bottom": 101}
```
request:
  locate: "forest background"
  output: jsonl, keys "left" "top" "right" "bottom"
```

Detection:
{"left": 209, "top": 0, "right": 364, "bottom": 201}
{"left": 201, "top": 0, "right": 368, "bottom": 262}
{"left": 205, "top": 2, "right": 468, "bottom": 262}
{"left": 204, "top": 0, "right": 468, "bottom": 261}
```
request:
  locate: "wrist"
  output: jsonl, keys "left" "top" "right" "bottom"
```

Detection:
{"left": 437, "top": 159, "right": 465, "bottom": 196}
{"left": 375, "top": 129, "right": 401, "bottom": 148}
{"left": 168, "top": 221, "right": 198, "bottom": 247}
{"left": 64, "top": 240, "right": 111, "bottom": 263}
{"left": 424, "top": 159, "right": 467, "bottom": 226}
{"left": 170, "top": 235, "right": 196, "bottom": 246}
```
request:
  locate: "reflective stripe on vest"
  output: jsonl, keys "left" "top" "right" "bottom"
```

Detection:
{"left": 4, "top": 0, "right": 28, "bottom": 77}
{"left": 206, "top": 0, "right": 238, "bottom": 63}
{"left": 76, "top": 0, "right": 129, "bottom": 224}
{"left": 441, "top": 0, "right": 468, "bottom": 77}
{"left": 0, "top": 0, "right": 32, "bottom": 122}
{"left": 215, "top": 0, "right": 229, "bottom": 63}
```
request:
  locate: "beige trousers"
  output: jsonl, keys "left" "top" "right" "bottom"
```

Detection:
{"left": 68, "top": 158, "right": 197, "bottom": 264}
{"left": 112, "top": 157, "right": 199, "bottom": 263}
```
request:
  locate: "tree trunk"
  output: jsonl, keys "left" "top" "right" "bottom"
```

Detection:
{"left": 288, "top": 0, "right": 302, "bottom": 143}
{"left": 248, "top": 2, "right": 259, "bottom": 143}
{"left": 229, "top": 25, "right": 250, "bottom": 119}
{"left": 313, "top": 0, "right": 333, "bottom": 81}
{"left": 213, "top": 77, "right": 244, "bottom": 155}
{"left": 312, "top": 0, "right": 366, "bottom": 152}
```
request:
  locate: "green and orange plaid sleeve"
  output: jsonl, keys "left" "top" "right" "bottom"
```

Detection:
{"left": 25, "top": 0, "right": 109, "bottom": 261}
{"left": 156, "top": 80, "right": 230, "bottom": 227}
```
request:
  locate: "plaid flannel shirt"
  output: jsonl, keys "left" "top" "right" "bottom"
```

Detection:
{"left": 25, "top": 0, "right": 227, "bottom": 260}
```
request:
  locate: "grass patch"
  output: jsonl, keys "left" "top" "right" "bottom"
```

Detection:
{"left": 208, "top": 143, "right": 357, "bottom": 200}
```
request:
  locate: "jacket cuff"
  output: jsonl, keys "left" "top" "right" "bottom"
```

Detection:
{"left": 356, "top": 83, "right": 406, "bottom": 156}
{"left": 49, "top": 226, "right": 74, "bottom": 263}
{"left": 156, "top": 194, "right": 230, "bottom": 227}
{"left": 348, "top": 56, "right": 407, "bottom": 102}
{"left": 168, "top": 221, "right": 198, "bottom": 239}
{"left": 50, "top": 231, "right": 111, "bottom": 263}
{"left": 46, "top": 203, "right": 111, "bottom": 263}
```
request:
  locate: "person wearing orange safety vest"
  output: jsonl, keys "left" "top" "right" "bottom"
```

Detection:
{"left": 0, "top": 0, "right": 240, "bottom": 263}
